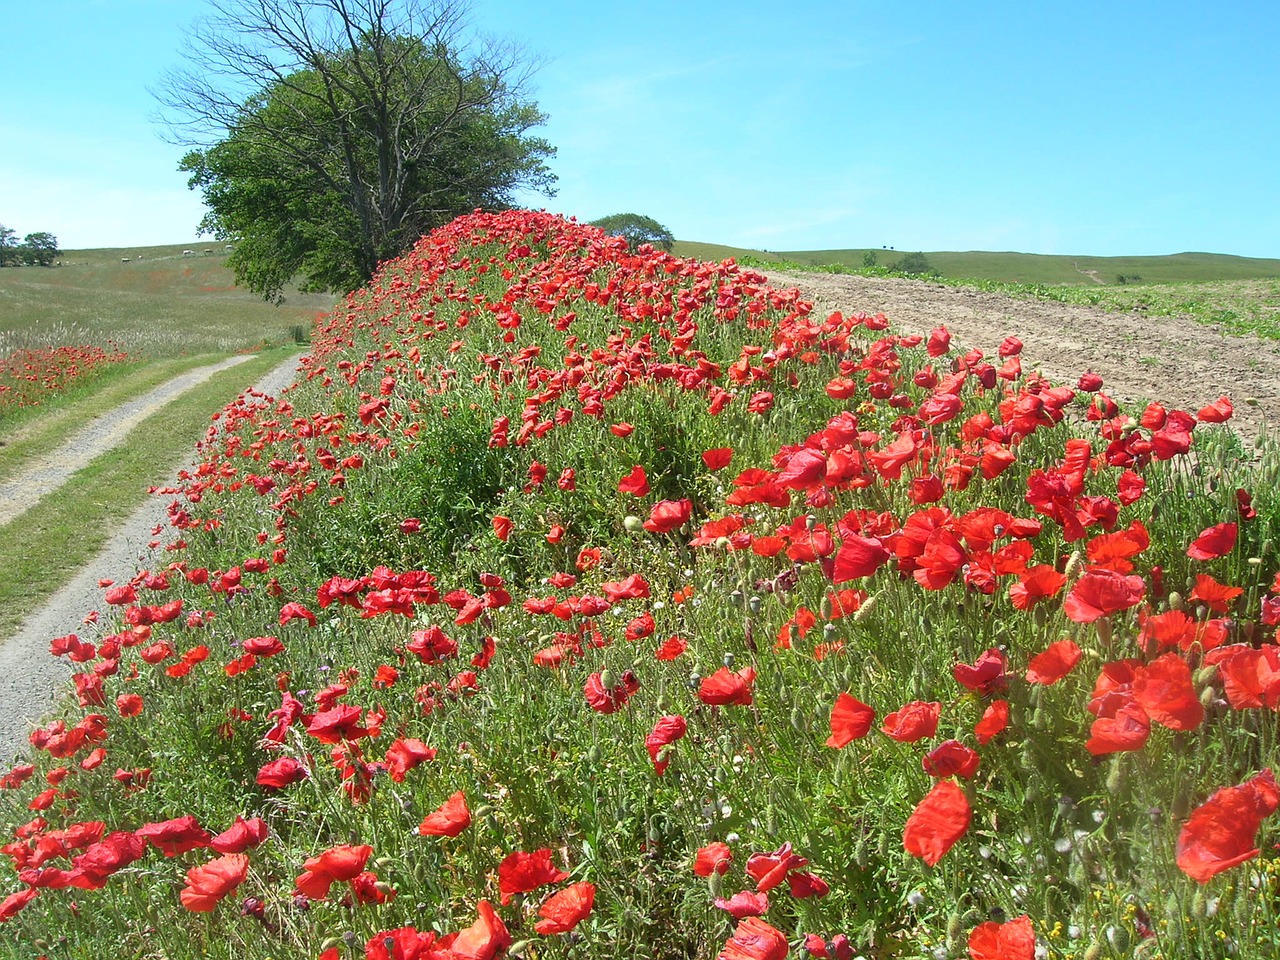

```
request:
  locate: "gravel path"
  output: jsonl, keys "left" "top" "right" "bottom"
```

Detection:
{"left": 0, "top": 354, "right": 303, "bottom": 761}
{"left": 0, "top": 355, "right": 254, "bottom": 527}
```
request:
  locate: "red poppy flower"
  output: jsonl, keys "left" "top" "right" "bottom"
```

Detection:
{"left": 645, "top": 715, "right": 688, "bottom": 775}
{"left": 974, "top": 700, "right": 1009, "bottom": 745}
{"left": 296, "top": 844, "right": 373, "bottom": 900}
{"left": 715, "top": 890, "right": 769, "bottom": 918}
{"left": 116, "top": 693, "right": 144, "bottom": 717}
{"left": 243, "top": 635, "right": 285, "bottom": 656}
{"left": 180, "top": 853, "right": 249, "bottom": 912}
{"left": 1186, "top": 522, "right": 1238, "bottom": 561}
{"left": 1085, "top": 696, "right": 1150, "bottom": 756}
{"left": 583, "top": 670, "right": 640, "bottom": 714}
{"left": 746, "top": 842, "right": 809, "bottom": 893}
{"left": 903, "top": 780, "right": 971, "bottom": 866}
{"left": 305, "top": 704, "right": 368, "bottom": 743}
{"left": 826, "top": 694, "right": 875, "bottom": 748}
{"left": 1132, "top": 652, "right": 1204, "bottom": 731}
{"left": 136, "top": 815, "right": 212, "bottom": 857}
{"left": 278, "top": 602, "right": 317, "bottom": 627}
{"left": 922, "top": 740, "right": 980, "bottom": 779}
{"left": 419, "top": 790, "right": 472, "bottom": 838}
{"left": 534, "top": 881, "right": 596, "bottom": 934}
{"left": 831, "top": 535, "right": 891, "bottom": 583}
{"left": 1009, "top": 566, "right": 1067, "bottom": 610}
{"left": 1063, "top": 569, "right": 1145, "bottom": 623}
{"left": 66, "top": 830, "right": 143, "bottom": 888}
{"left": 0, "top": 887, "right": 37, "bottom": 921}
{"left": 1197, "top": 396, "right": 1233, "bottom": 423}
{"left": 1212, "top": 645, "right": 1280, "bottom": 710}
{"left": 703, "top": 447, "right": 733, "bottom": 470}
{"left": 257, "top": 756, "right": 308, "bottom": 789}
{"left": 953, "top": 648, "right": 1008, "bottom": 697}
{"left": 448, "top": 900, "right": 511, "bottom": 960}
{"left": 643, "top": 498, "right": 693, "bottom": 533}
{"left": 602, "top": 573, "right": 650, "bottom": 602}
{"left": 694, "top": 841, "right": 733, "bottom": 876}
{"left": 498, "top": 849, "right": 569, "bottom": 905}
{"left": 881, "top": 701, "right": 941, "bottom": 743}
{"left": 698, "top": 666, "right": 756, "bottom": 706}
{"left": 211, "top": 816, "right": 269, "bottom": 854}
{"left": 655, "top": 635, "right": 687, "bottom": 661}
{"left": 618, "top": 465, "right": 650, "bottom": 497}
{"left": 1025, "top": 639, "right": 1082, "bottom": 685}
{"left": 1177, "top": 769, "right": 1279, "bottom": 882}
{"left": 968, "top": 914, "right": 1035, "bottom": 960}
{"left": 1189, "top": 573, "right": 1244, "bottom": 613}
{"left": 718, "top": 916, "right": 789, "bottom": 960}
{"left": 492, "top": 515, "right": 513, "bottom": 541}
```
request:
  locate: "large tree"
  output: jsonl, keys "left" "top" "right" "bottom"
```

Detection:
{"left": 0, "top": 225, "right": 17, "bottom": 267}
{"left": 20, "top": 232, "right": 59, "bottom": 267}
{"left": 588, "top": 213, "right": 675, "bottom": 253}
{"left": 158, "top": 0, "right": 556, "bottom": 301}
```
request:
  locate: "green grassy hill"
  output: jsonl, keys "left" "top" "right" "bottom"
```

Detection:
{"left": 671, "top": 241, "right": 1280, "bottom": 286}
{"left": 0, "top": 243, "right": 335, "bottom": 356}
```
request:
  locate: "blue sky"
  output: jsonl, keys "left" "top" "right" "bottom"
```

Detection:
{"left": 3, "top": 0, "right": 1277, "bottom": 256}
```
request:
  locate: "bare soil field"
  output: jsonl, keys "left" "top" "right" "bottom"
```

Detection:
{"left": 758, "top": 269, "right": 1280, "bottom": 438}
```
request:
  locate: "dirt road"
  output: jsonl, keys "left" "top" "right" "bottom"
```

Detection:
{"left": 0, "top": 355, "right": 303, "bottom": 760}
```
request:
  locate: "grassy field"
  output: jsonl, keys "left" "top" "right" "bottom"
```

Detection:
{"left": 672, "top": 241, "right": 1280, "bottom": 286}
{"left": 0, "top": 243, "right": 334, "bottom": 357}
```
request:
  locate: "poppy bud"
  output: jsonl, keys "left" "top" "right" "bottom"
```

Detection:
{"left": 623, "top": 515, "right": 645, "bottom": 534}
{"left": 1094, "top": 618, "right": 1112, "bottom": 646}
{"left": 707, "top": 869, "right": 724, "bottom": 899}
{"left": 1064, "top": 551, "right": 1083, "bottom": 581}
{"left": 853, "top": 595, "right": 877, "bottom": 623}
{"left": 599, "top": 668, "right": 617, "bottom": 690}
{"left": 1083, "top": 942, "right": 1104, "bottom": 960}
{"left": 1106, "top": 758, "right": 1124, "bottom": 795}
{"left": 1199, "top": 685, "right": 1216, "bottom": 710}
{"left": 1168, "top": 591, "right": 1184, "bottom": 611}
{"left": 789, "top": 706, "right": 806, "bottom": 732}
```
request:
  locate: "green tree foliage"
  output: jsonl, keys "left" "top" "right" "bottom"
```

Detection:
{"left": 588, "top": 213, "right": 676, "bottom": 252}
{"left": 894, "top": 251, "right": 933, "bottom": 276}
{"left": 20, "top": 232, "right": 59, "bottom": 267}
{"left": 0, "top": 225, "right": 17, "bottom": 267}
{"left": 159, "top": 0, "right": 556, "bottom": 301}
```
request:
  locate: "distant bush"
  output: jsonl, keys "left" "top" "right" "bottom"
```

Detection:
{"left": 893, "top": 251, "right": 932, "bottom": 275}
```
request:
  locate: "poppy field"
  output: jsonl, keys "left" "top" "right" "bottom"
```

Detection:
{"left": 0, "top": 343, "right": 133, "bottom": 418}
{"left": 3, "top": 210, "right": 1280, "bottom": 960}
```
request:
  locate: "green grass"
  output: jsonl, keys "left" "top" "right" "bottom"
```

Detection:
{"left": 672, "top": 241, "right": 1280, "bottom": 286}
{"left": 0, "top": 349, "right": 302, "bottom": 641}
{"left": 0, "top": 244, "right": 333, "bottom": 357}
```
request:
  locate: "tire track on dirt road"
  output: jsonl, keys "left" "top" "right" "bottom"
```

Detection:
{"left": 0, "top": 355, "right": 255, "bottom": 528}
{"left": 0, "top": 354, "right": 302, "bottom": 760}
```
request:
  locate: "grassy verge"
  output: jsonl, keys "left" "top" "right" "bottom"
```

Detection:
{"left": 0, "top": 355, "right": 232, "bottom": 482}
{"left": 0, "top": 349, "right": 302, "bottom": 640}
